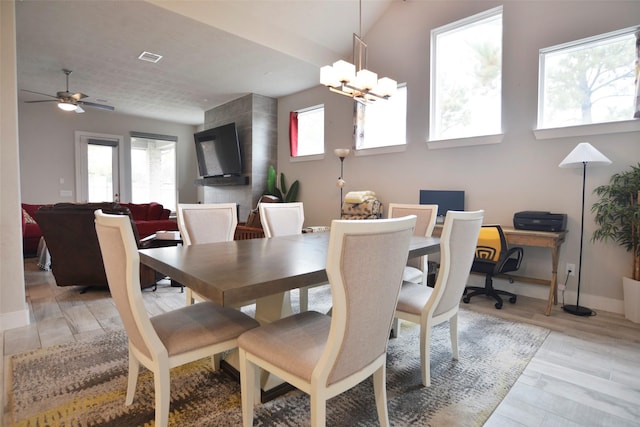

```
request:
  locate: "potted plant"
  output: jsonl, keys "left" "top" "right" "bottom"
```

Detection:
{"left": 591, "top": 163, "right": 640, "bottom": 322}
{"left": 265, "top": 165, "right": 300, "bottom": 202}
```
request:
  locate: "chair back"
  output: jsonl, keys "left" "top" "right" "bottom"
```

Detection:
{"left": 316, "top": 215, "right": 416, "bottom": 387}
{"left": 259, "top": 202, "right": 304, "bottom": 238}
{"left": 475, "top": 225, "right": 506, "bottom": 263}
{"left": 388, "top": 203, "right": 438, "bottom": 271}
{"left": 177, "top": 203, "right": 238, "bottom": 245}
{"left": 428, "top": 210, "right": 484, "bottom": 318}
{"left": 388, "top": 203, "right": 438, "bottom": 238}
{"left": 95, "top": 210, "right": 162, "bottom": 361}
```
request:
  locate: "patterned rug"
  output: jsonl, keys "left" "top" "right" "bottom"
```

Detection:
{"left": 9, "top": 289, "right": 549, "bottom": 426}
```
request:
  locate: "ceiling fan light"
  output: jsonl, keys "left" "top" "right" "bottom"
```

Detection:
{"left": 57, "top": 102, "right": 77, "bottom": 111}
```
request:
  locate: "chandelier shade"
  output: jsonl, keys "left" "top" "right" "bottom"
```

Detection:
{"left": 320, "top": 1, "right": 396, "bottom": 103}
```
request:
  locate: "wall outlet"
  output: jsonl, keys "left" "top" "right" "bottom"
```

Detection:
{"left": 566, "top": 263, "right": 576, "bottom": 277}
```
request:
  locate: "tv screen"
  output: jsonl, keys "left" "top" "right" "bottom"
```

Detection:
{"left": 419, "top": 190, "right": 465, "bottom": 218}
{"left": 194, "top": 123, "right": 242, "bottom": 178}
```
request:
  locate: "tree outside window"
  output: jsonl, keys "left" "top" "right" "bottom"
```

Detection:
{"left": 538, "top": 27, "right": 638, "bottom": 129}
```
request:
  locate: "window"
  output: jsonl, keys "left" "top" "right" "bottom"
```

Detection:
{"left": 430, "top": 7, "right": 503, "bottom": 141}
{"left": 130, "top": 133, "right": 177, "bottom": 212}
{"left": 355, "top": 84, "right": 407, "bottom": 151}
{"left": 290, "top": 105, "right": 324, "bottom": 157}
{"left": 538, "top": 27, "right": 639, "bottom": 130}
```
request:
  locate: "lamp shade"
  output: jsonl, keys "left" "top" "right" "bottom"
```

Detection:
{"left": 559, "top": 142, "right": 611, "bottom": 168}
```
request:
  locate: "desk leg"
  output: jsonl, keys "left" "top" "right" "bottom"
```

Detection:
{"left": 546, "top": 244, "right": 561, "bottom": 316}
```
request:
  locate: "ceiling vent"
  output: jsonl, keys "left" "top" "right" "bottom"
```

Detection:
{"left": 138, "top": 51, "right": 163, "bottom": 63}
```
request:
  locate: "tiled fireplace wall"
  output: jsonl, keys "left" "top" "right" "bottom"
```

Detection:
{"left": 200, "top": 93, "right": 277, "bottom": 222}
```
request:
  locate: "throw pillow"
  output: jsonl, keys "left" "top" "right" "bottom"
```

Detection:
{"left": 23, "top": 209, "right": 36, "bottom": 224}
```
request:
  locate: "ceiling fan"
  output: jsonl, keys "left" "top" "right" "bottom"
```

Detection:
{"left": 22, "top": 69, "right": 115, "bottom": 113}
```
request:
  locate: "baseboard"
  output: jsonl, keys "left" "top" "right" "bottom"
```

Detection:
{"left": 0, "top": 304, "right": 30, "bottom": 331}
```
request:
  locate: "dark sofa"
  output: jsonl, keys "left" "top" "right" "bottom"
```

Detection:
{"left": 22, "top": 201, "right": 178, "bottom": 257}
{"left": 35, "top": 202, "right": 161, "bottom": 289}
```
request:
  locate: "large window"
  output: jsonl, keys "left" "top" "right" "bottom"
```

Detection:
{"left": 538, "top": 27, "right": 638, "bottom": 129}
{"left": 430, "top": 6, "right": 503, "bottom": 141}
{"left": 290, "top": 105, "right": 324, "bottom": 158}
{"left": 130, "top": 133, "right": 177, "bottom": 212}
{"left": 355, "top": 84, "right": 407, "bottom": 151}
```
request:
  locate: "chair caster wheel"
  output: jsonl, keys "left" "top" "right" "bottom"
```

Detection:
{"left": 509, "top": 296, "right": 517, "bottom": 304}
{"left": 463, "top": 296, "right": 471, "bottom": 304}
{"left": 495, "top": 302, "right": 503, "bottom": 309}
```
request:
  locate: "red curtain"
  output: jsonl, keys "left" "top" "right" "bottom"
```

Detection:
{"left": 289, "top": 111, "right": 298, "bottom": 157}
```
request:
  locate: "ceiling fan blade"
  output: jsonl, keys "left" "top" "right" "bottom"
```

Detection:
{"left": 78, "top": 100, "right": 115, "bottom": 111}
{"left": 21, "top": 89, "right": 57, "bottom": 98}
{"left": 24, "top": 99, "right": 58, "bottom": 103}
{"left": 74, "top": 105, "right": 85, "bottom": 113}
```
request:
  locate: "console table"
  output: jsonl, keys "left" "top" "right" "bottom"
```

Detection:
{"left": 433, "top": 225, "right": 567, "bottom": 316}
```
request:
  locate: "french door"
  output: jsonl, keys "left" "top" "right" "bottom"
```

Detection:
{"left": 75, "top": 131, "right": 124, "bottom": 203}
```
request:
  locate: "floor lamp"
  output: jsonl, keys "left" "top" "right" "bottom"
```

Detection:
{"left": 334, "top": 148, "right": 351, "bottom": 217}
{"left": 559, "top": 142, "right": 611, "bottom": 316}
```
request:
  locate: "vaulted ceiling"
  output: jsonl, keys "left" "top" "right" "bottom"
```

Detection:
{"left": 16, "top": 0, "right": 395, "bottom": 125}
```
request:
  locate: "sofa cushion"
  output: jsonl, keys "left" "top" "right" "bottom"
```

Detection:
{"left": 148, "top": 202, "right": 164, "bottom": 220}
{"left": 125, "top": 203, "right": 150, "bottom": 221}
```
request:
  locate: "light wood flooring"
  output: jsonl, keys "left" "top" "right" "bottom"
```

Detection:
{"left": 3, "top": 258, "right": 640, "bottom": 426}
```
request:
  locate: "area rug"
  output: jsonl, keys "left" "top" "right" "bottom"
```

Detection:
{"left": 9, "top": 293, "right": 549, "bottom": 426}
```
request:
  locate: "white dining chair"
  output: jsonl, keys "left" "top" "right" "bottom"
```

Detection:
{"left": 94, "top": 209, "right": 259, "bottom": 427}
{"left": 259, "top": 202, "right": 318, "bottom": 312}
{"left": 177, "top": 203, "right": 238, "bottom": 305}
{"left": 394, "top": 210, "right": 484, "bottom": 387}
{"left": 238, "top": 215, "right": 417, "bottom": 427}
{"left": 388, "top": 203, "right": 438, "bottom": 286}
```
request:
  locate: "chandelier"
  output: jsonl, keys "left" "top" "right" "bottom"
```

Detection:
{"left": 319, "top": 0, "right": 397, "bottom": 103}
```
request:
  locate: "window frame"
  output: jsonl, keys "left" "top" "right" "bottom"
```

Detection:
{"left": 289, "top": 104, "right": 325, "bottom": 162}
{"left": 534, "top": 25, "right": 640, "bottom": 140}
{"left": 129, "top": 132, "right": 178, "bottom": 213}
{"left": 427, "top": 6, "right": 504, "bottom": 149}
{"left": 353, "top": 83, "right": 408, "bottom": 156}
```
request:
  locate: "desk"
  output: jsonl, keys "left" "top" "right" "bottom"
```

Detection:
{"left": 139, "top": 232, "right": 440, "bottom": 396}
{"left": 433, "top": 225, "right": 567, "bottom": 316}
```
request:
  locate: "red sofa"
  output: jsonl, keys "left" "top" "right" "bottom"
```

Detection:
{"left": 22, "top": 202, "right": 178, "bottom": 257}
{"left": 118, "top": 202, "right": 178, "bottom": 238}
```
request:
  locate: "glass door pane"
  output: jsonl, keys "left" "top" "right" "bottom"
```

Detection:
{"left": 87, "top": 144, "right": 116, "bottom": 202}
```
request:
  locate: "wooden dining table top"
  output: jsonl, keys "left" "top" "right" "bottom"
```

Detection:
{"left": 139, "top": 232, "right": 440, "bottom": 307}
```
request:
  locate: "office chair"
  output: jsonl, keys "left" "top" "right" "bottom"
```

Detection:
{"left": 463, "top": 224, "right": 524, "bottom": 309}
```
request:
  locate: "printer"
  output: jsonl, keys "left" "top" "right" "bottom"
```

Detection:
{"left": 513, "top": 211, "right": 567, "bottom": 232}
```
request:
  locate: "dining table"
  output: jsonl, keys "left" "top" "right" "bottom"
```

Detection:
{"left": 139, "top": 230, "right": 440, "bottom": 399}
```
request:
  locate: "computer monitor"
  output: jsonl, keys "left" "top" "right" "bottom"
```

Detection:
{"left": 419, "top": 190, "right": 465, "bottom": 223}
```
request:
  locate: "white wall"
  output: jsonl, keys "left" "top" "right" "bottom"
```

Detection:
{"left": 1, "top": 0, "right": 28, "bottom": 330}
{"left": 277, "top": 1, "right": 640, "bottom": 314}
{"left": 19, "top": 102, "right": 199, "bottom": 206}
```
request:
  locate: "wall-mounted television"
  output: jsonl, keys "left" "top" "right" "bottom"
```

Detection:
{"left": 194, "top": 122, "right": 242, "bottom": 178}
{"left": 419, "top": 190, "right": 465, "bottom": 223}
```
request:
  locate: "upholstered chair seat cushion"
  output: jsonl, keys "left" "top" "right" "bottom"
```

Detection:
{"left": 151, "top": 301, "right": 260, "bottom": 357}
{"left": 395, "top": 281, "right": 435, "bottom": 316}
{"left": 237, "top": 310, "right": 330, "bottom": 382}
